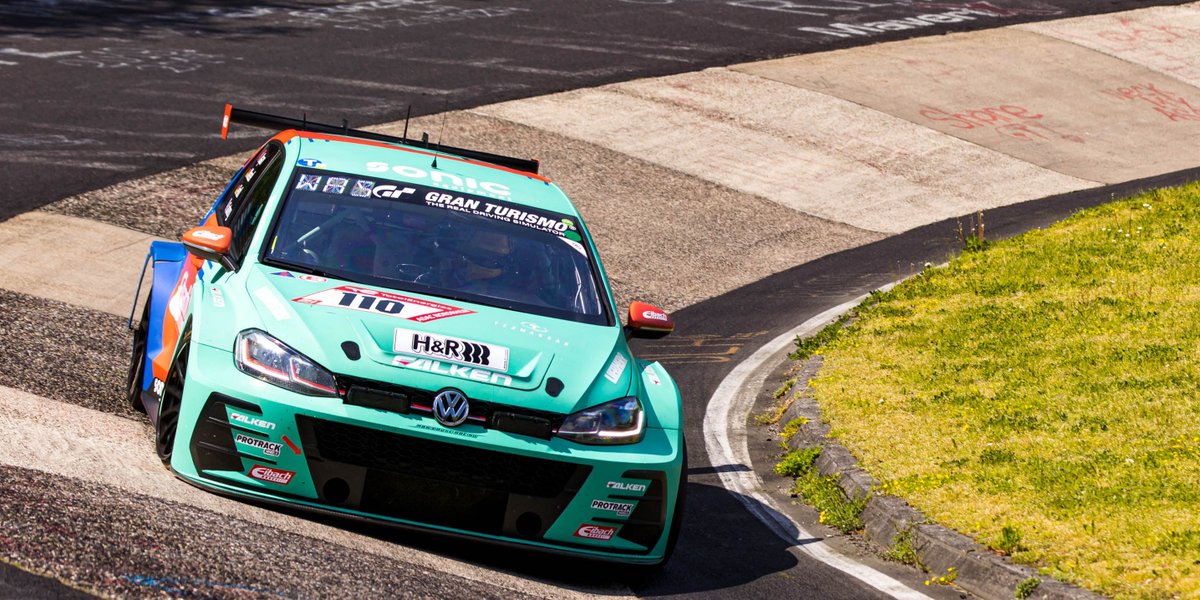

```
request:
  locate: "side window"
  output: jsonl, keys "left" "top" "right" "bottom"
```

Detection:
{"left": 215, "top": 142, "right": 281, "bottom": 227}
{"left": 228, "top": 153, "right": 284, "bottom": 264}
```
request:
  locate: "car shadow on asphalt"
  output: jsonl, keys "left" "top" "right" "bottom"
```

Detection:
{"left": 259, "top": 480, "right": 807, "bottom": 596}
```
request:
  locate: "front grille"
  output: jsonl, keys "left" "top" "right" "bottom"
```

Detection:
{"left": 335, "top": 374, "right": 562, "bottom": 439}
{"left": 301, "top": 417, "right": 581, "bottom": 498}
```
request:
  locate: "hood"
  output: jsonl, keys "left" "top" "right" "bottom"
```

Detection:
{"left": 246, "top": 266, "right": 632, "bottom": 413}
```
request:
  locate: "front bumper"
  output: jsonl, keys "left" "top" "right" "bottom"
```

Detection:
{"left": 170, "top": 342, "right": 683, "bottom": 563}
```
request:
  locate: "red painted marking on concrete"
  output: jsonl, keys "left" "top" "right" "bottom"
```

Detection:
{"left": 910, "top": 1, "right": 1060, "bottom": 17}
{"left": 919, "top": 104, "right": 1083, "bottom": 143}
{"left": 1094, "top": 20, "right": 1200, "bottom": 48}
{"left": 1101, "top": 82, "right": 1200, "bottom": 122}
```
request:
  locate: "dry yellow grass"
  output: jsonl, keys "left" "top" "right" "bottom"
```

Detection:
{"left": 811, "top": 182, "right": 1200, "bottom": 598}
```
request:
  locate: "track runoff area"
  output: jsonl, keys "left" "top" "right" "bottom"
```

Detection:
{"left": 3, "top": 1, "right": 1200, "bottom": 598}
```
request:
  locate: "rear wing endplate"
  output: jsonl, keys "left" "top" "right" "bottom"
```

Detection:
{"left": 220, "top": 103, "right": 539, "bottom": 175}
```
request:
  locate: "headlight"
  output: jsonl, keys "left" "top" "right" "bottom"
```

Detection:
{"left": 557, "top": 397, "right": 645, "bottom": 445}
{"left": 234, "top": 329, "right": 338, "bottom": 396}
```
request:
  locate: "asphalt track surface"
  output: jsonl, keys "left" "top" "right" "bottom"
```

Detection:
{"left": 3, "top": 1, "right": 1199, "bottom": 599}
{"left": 0, "top": 0, "right": 1189, "bottom": 224}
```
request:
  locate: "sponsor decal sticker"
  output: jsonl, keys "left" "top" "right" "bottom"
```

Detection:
{"left": 366, "top": 161, "right": 512, "bottom": 198}
{"left": 323, "top": 177, "right": 349, "bottom": 194}
{"left": 295, "top": 174, "right": 321, "bottom": 191}
{"left": 271, "top": 271, "right": 326, "bottom": 283}
{"left": 230, "top": 411, "right": 276, "bottom": 431}
{"left": 394, "top": 328, "right": 509, "bottom": 372}
{"left": 293, "top": 286, "right": 473, "bottom": 323}
{"left": 642, "top": 309, "right": 669, "bottom": 322}
{"left": 249, "top": 465, "right": 294, "bottom": 485}
{"left": 372, "top": 184, "right": 416, "bottom": 199}
{"left": 297, "top": 158, "right": 324, "bottom": 168}
{"left": 244, "top": 168, "right": 257, "bottom": 182}
{"left": 255, "top": 150, "right": 269, "bottom": 166}
{"left": 151, "top": 378, "right": 165, "bottom": 398}
{"left": 521, "top": 321, "right": 548, "bottom": 334}
{"left": 223, "top": 201, "right": 233, "bottom": 219}
{"left": 391, "top": 355, "right": 513, "bottom": 387}
{"left": 574, "top": 524, "right": 617, "bottom": 541}
{"left": 235, "top": 433, "right": 282, "bottom": 457}
{"left": 590, "top": 499, "right": 633, "bottom": 517}
{"left": 233, "top": 183, "right": 245, "bottom": 198}
{"left": 191, "top": 229, "right": 225, "bottom": 242}
{"left": 421, "top": 191, "right": 579, "bottom": 238}
{"left": 254, "top": 286, "right": 291, "bottom": 321}
{"left": 350, "top": 179, "right": 375, "bottom": 198}
{"left": 604, "top": 354, "right": 628, "bottom": 384}
{"left": 210, "top": 286, "right": 225, "bottom": 308}
{"left": 606, "top": 481, "right": 648, "bottom": 493}
{"left": 643, "top": 365, "right": 661, "bottom": 386}
{"left": 415, "top": 423, "right": 480, "bottom": 438}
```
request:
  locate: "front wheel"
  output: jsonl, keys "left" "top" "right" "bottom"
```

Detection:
{"left": 155, "top": 329, "right": 190, "bottom": 466}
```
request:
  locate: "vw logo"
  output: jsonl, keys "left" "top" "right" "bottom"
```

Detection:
{"left": 432, "top": 389, "right": 470, "bottom": 427}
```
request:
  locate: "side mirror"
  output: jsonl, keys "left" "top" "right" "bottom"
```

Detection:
{"left": 626, "top": 301, "right": 674, "bottom": 339}
{"left": 182, "top": 225, "right": 237, "bottom": 272}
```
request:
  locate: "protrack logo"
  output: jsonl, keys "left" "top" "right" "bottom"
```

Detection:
{"left": 235, "top": 433, "right": 281, "bottom": 457}
{"left": 590, "top": 499, "right": 633, "bottom": 517}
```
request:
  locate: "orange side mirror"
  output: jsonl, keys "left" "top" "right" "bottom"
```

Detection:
{"left": 182, "top": 225, "right": 236, "bottom": 271}
{"left": 627, "top": 301, "right": 674, "bottom": 339}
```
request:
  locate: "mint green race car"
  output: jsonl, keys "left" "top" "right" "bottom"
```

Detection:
{"left": 126, "top": 106, "right": 685, "bottom": 567}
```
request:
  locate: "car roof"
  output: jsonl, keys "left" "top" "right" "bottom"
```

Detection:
{"left": 273, "top": 130, "right": 580, "bottom": 217}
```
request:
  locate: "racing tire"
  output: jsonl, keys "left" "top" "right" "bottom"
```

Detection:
{"left": 126, "top": 296, "right": 150, "bottom": 413}
{"left": 155, "top": 328, "right": 190, "bottom": 466}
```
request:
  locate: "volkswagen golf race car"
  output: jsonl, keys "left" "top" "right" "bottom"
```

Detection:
{"left": 126, "top": 105, "right": 685, "bottom": 567}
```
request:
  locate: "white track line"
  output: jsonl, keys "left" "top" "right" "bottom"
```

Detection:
{"left": 701, "top": 287, "right": 930, "bottom": 600}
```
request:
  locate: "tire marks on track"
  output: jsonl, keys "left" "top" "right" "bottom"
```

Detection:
{"left": 0, "top": 289, "right": 133, "bottom": 418}
{"left": 0, "top": 388, "right": 627, "bottom": 599}
{"left": 0, "top": 465, "right": 544, "bottom": 600}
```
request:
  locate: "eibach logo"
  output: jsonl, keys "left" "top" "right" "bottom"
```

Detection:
{"left": 249, "top": 465, "right": 294, "bottom": 485}
{"left": 574, "top": 524, "right": 617, "bottom": 541}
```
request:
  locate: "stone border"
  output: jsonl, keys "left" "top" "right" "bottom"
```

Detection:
{"left": 775, "top": 355, "right": 1105, "bottom": 600}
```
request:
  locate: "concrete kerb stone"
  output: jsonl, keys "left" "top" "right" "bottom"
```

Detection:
{"left": 777, "top": 352, "right": 1104, "bottom": 600}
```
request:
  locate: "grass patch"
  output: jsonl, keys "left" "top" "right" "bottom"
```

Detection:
{"left": 882, "top": 528, "right": 920, "bottom": 566}
{"left": 809, "top": 182, "right": 1200, "bottom": 599}
{"left": 775, "top": 447, "right": 867, "bottom": 533}
{"left": 789, "top": 314, "right": 850, "bottom": 361}
{"left": 775, "top": 377, "right": 797, "bottom": 400}
{"left": 780, "top": 416, "right": 808, "bottom": 442}
{"left": 754, "top": 376, "right": 800, "bottom": 426}
{"left": 1015, "top": 577, "right": 1040, "bottom": 599}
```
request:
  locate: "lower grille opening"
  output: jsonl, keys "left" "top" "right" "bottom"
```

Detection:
{"left": 297, "top": 416, "right": 591, "bottom": 540}
{"left": 304, "top": 417, "right": 578, "bottom": 497}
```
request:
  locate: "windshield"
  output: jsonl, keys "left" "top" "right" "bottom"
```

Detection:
{"left": 263, "top": 168, "right": 608, "bottom": 325}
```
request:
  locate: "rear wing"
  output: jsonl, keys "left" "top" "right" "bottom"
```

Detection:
{"left": 220, "top": 103, "right": 540, "bottom": 175}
